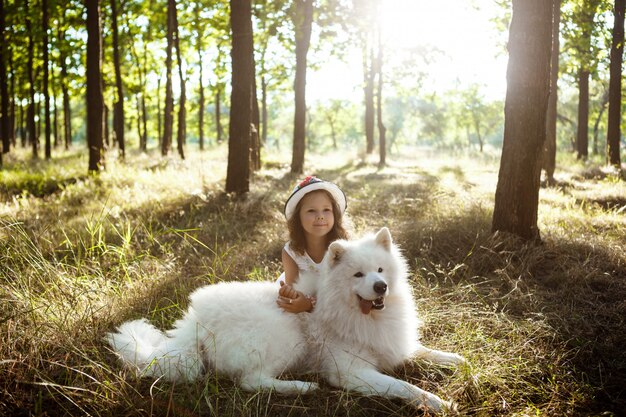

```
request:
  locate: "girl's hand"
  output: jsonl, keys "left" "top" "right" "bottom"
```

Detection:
{"left": 278, "top": 282, "right": 298, "bottom": 299}
{"left": 277, "top": 283, "right": 312, "bottom": 313}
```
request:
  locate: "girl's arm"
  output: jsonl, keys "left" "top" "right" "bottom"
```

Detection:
{"left": 277, "top": 249, "right": 313, "bottom": 313}
{"left": 281, "top": 249, "right": 299, "bottom": 285}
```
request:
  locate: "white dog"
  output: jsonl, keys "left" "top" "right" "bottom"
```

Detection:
{"left": 106, "top": 228, "right": 465, "bottom": 412}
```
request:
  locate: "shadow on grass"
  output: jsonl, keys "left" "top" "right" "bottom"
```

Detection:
{"left": 390, "top": 203, "right": 626, "bottom": 415}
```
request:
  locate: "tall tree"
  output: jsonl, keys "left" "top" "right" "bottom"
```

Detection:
{"left": 250, "top": 63, "right": 261, "bottom": 171}
{"left": 110, "top": 0, "right": 125, "bottom": 158}
{"left": 43, "top": 0, "right": 51, "bottom": 159}
{"left": 290, "top": 0, "right": 313, "bottom": 174}
{"left": 543, "top": 0, "right": 561, "bottom": 185}
{"left": 375, "top": 25, "right": 386, "bottom": 167}
{"left": 225, "top": 0, "right": 254, "bottom": 193}
{"left": 174, "top": 1, "right": 185, "bottom": 160}
{"left": 25, "top": 0, "right": 37, "bottom": 158}
{"left": 0, "top": 0, "right": 8, "bottom": 161}
{"left": 123, "top": 4, "right": 152, "bottom": 153}
{"left": 492, "top": 0, "right": 553, "bottom": 241}
{"left": 8, "top": 44, "right": 14, "bottom": 149}
{"left": 57, "top": 9, "right": 72, "bottom": 150}
{"left": 215, "top": 84, "right": 223, "bottom": 143}
{"left": 575, "top": 69, "right": 590, "bottom": 160}
{"left": 354, "top": 0, "right": 376, "bottom": 154}
{"left": 86, "top": 0, "right": 105, "bottom": 172}
{"left": 210, "top": 20, "right": 230, "bottom": 145}
{"left": 573, "top": 0, "right": 601, "bottom": 160}
{"left": 195, "top": 1, "right": 205, "bottom": 151}
{"left": 592, "top": 90, "right": 609, "bottom": 155}
{"left": 161, "top": 0, "right": 175, "bottom": 156}
{"left": 607, "top": 0, "right": 624, "bottom": 168}
{"left": 364, "top": 44, "right": 375, "bottom": 154}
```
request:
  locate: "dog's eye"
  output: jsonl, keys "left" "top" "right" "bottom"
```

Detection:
{"left": 378, "top": 268, "right": 383, "bottom": 273}
{"left": 354, "top": 272, "right": 364, "bottom": 278}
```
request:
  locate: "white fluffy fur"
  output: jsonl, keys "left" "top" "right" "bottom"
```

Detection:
{"left": 106, "top": 228, "right": 465, "bottom": 412}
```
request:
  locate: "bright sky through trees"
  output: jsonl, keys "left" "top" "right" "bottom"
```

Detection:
{"left": 308, "top": 0, "right": 508, "bottom": 102}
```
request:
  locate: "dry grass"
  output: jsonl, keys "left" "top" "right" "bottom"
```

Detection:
{"left": 1, "top": 145, "right": 625, "bottom": 416}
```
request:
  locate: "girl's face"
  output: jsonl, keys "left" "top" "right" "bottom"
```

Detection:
{"left": 298, "top": 191, "right": 335, "bottom": 240}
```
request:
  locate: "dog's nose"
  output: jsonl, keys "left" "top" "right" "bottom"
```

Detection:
{"left": 373, "top": 281, "right": 387, "bottom": 295}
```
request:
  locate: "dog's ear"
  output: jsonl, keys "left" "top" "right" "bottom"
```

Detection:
{"left": 375, "top": 227, "right": 392, "bottom": 251}
{"left": 328, "top": 241, "right": 346, "bottom": 266}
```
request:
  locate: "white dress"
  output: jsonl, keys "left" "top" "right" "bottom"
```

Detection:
{"left": 276, "top": 242, "right": 322, "bottom": 285}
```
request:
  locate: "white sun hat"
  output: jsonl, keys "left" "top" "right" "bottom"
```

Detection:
{"left": 284, "top": 176, "right": 347, "bottom": 220}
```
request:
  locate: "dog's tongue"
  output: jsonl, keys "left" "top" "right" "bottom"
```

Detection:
{"left": 359, "top": 298, "right": 374, "bottom": 314}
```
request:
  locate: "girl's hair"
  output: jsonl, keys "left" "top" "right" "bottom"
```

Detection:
{"left": 287, "top": 189, "right": 349, "bottom": 255}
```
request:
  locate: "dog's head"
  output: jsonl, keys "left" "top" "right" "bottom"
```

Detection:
{"left": 320, "top": 227, "right": 407, "bottom": 315}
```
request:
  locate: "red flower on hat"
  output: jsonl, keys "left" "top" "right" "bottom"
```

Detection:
{"left": 296, "top": 176, "right": 320, "bottom": 190}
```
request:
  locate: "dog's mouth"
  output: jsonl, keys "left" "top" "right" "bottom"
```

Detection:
{"left": 357, "top": 295, "right": 385, "bottom": 314}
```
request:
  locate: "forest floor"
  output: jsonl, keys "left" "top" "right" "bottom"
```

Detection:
{"left": 1, "top": 145, "right": 625, "bottom": 416}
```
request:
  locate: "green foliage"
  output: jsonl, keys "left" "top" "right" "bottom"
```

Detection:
{"left": 379, "top": 86, "right": 504, "bottom": 152}
{"left": 1, "top": 0, "right": 621, "bottom": 170}
{"left": 308, "top": 99, "right": 362, "bottom": 151}
{"left": 560, "top": 0, "right": 612, "bottom": 80}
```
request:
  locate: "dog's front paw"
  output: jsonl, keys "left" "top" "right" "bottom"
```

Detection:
{"left": 417, "top": 392, "right": 449, "bottom": 414}
{"left": 301, "top": 381, "right": 320, "bottom": 393}
{"left": 447, "top": 353, "right": 466, "bottom": 366}
{"left": 435, "top": 352, "right": 466, "bottom": 367}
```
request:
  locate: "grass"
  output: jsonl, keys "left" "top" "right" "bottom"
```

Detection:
{"left": 1, "top": 145, "right": 625, "bottom": 416}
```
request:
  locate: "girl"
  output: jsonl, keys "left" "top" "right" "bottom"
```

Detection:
{"left": 276, "top": 176, "right": 349, "bottom": 313}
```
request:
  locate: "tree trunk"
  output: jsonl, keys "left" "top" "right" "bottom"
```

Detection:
{"left": 473, "top": 117, "right": 484, "bottom": 152}
{"left": 125, "top": 13, "right": 148, "bottom": 152}
{"left": 53, "top": 94, "right": 58, "bottom": 148}
{"left": 141, "top": 94, "right": 147, "bottom": 151}
{"left": 86, "top": 0, "right": 105, "bottom": 172}
{"left": 0, "top": 0, "right": 9, "bottom": 159}
{"left": 215, "top": 85, "right": 223, "bottom": 143}
{"left": 104, "top": 104, "right": 110, "bottom": 148}
{"left": 198, "top": 80, "right": 204, "bottom": 150}
{"left": 135, "top": 95, "right": 142, "bottom": 147}
{"left": 36, "top": 101, "right": 40, "bottom": 141}
{"left": 576, "top": 69, "right": 589, "bottom": 160}
{"left": 43, "top": 0, "right": 51, "bottom": 159}
{"left": 9, "top": 54, "right": 15, "bottom": 148}
{"left": 492, "top": 0, "right": 552, "bottom": 241}
{"left": 19, "top": 102, "right": 25, "bottom": 148}
{"left": 574, "top": 3, "right": 598, "bottom": 161}
{"left": 58, "top": 19, "right": 72, "bottom": 150}
{"left": 290, "top": 0, "right": 313, "bottom": 174}
{"left": 327, "top": 116, "right": 337, "bottom": 149}
{"left": 174, "top": 3, "right": 185, "bottom": 160}
{"left": 364, "top": 44, "right": 375, "bottom": 154}
{"left": 375, "top": 28, "right": 386, "bottom": 167}
{"left": 261, "top": 76, "right": 268, "bottom": 146}
{"left": 250, "top": 123, "right": 259, "bottom": 170}
{"left": 161, "top": 0, "right": 175, "bottom": 156}
{"left": 543, "top": 0, "right": 560, "bottom": 185}
{"left": 250, "top": 59, "right": 261, "bottom": 171}
{"left": 157, "top": 76, "right": 162, "bottom": 146}
{"left": 110, "top": 0, "right": 125, "bottom": 159}
{"left": 25, "top": 0, "right": 37, "bottom": 158}
{"left": 593, "top": 92, "right": 608, "bottom": 155}
{"left": 197, "top": 16, "right": 205, "bottom": 151}
{"left": 225, "top": 0, "right": 254, "bottom": 193}
{"left": 63, "top": 80, "right": 71, "bottom": 148}
{"left": 607, "top": 0, "right": 624, "bottom": 167}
